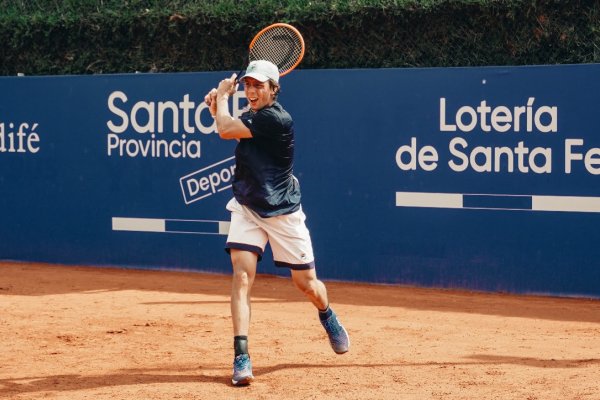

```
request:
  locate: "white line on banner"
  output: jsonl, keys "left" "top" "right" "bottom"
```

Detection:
{"left": 395, "top": 192, "right": 463, "bottom": 208}
{"left": 112, "top": 217, "right": 165, "bottom": 232}
{"left": 112, "top": 217, "right": 230, "bottom": 235}
{"left": 395, "top": 192, "right": 600, "bottom": 213}
{"left": 532, "top": 195, "right": 600, "bottom": 213}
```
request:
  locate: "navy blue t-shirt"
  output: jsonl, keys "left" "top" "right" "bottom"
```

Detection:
{"left": 234, "top": 102, "right": 301, "bottom": 217}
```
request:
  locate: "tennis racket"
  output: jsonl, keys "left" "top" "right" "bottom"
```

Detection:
{"left": 236, "top": 23, "right": 305, "bottom": 82}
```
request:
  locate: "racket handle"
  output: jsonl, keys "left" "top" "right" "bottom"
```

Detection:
{"left": 234, "top": 68, "right": 244, "bottom": 83}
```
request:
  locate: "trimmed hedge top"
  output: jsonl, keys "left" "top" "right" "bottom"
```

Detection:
{"left": 1, "top": 0, "right": 599, "bottom": 75}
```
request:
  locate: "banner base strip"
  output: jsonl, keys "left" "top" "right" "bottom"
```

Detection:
{"left": 112, "top": 217, "right": 230, "bottom": 235}
{"left": 396, "top": 192, "right": 600, "bottom": 213}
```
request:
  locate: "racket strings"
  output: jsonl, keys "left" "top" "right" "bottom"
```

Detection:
{"left": 250, "top": 26, "right": 303, "bottom": 74}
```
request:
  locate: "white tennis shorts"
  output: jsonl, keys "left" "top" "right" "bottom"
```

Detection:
{"left": 225, "top": 198, "right": 315, "bottom": 270}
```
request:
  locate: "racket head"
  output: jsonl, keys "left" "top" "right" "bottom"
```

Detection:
{"left": 248, "top": 23, "right": 305, "bottom": 77}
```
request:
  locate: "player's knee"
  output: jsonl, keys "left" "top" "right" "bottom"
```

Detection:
{"left": 232, "top": 269, "right": 251, "bottom": 288}
{"left": 294, "top": 277, "right": 318, "bottom": 297}
{"left": 230, "top": 251, "right": 257, "bottom": 287}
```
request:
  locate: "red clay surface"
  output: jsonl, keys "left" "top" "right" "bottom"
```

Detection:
{"left": 1, "top": 261, "right": 599, "bottom": 399}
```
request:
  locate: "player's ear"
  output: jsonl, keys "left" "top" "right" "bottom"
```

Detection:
{"left": 268, "top": 79, "right": 280, "bottom": 96}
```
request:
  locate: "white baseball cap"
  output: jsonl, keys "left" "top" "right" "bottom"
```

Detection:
{"left": 239, "top": 60, "right": 279, "bottom": 83}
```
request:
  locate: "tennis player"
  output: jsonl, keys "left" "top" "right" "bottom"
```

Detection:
{"left": 204, "top": 60, "right": 350, "bottom": 386}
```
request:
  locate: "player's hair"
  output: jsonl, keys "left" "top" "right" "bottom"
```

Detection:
{"left": 269, "top": 79, "right": 281, "bottom": 99}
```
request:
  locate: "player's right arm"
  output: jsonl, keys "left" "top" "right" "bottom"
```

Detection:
{"left": 204, "top": 75, "right": 253, "bottom": 140}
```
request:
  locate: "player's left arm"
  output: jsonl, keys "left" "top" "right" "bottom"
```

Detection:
{"left": 212, "top": 74, "right": 253, "bottom": 140}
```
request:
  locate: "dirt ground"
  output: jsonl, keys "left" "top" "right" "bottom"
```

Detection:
{"left": 1, "top": 262, "right": 599, "bottom": 400}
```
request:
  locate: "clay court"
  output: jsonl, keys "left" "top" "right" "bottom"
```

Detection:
{"left": 1, "top": 262, "right": 599, "bottom": 399}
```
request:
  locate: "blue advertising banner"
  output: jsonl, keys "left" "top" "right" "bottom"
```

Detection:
{"left": 1, "top": 64, "right": 599, "bottom": 297}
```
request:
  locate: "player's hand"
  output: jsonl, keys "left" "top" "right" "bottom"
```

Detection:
{"left": 204, "top": 88, "right": 217, "bottom": 116}
{"left": 216, "top": 73, "right": 238, "bottom": 97}
{"left": 204, "top": 88, "right": 217, "bottom": 105}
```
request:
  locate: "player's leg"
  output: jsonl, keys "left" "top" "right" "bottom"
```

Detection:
{"left": 291, "top": 269, "right": 350, "bottom": 354}
{"left": 230, "top": 249, "right": 257, "bottom": 386}
{"left": 231, "top": 249, "right": 257, "bottom": 338}
{"left": 224, "top": 198, "right": 268, "bottom": 386}
{"left": 254, "top": 206, "right": 350, "bottom": 354}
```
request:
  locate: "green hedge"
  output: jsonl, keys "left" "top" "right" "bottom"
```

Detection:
{"left": 1, "top": 0, "right": 598, "bottom": 75}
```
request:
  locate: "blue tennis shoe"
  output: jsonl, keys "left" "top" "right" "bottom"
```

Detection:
{"left": 320, "top": 309, "right": 350, "bottom": 354}
{"left": 232, "top": 353, "right": 254, "bottom": 386}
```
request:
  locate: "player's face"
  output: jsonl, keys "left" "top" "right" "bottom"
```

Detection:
{"left": 243, "top": 77, "right": 275, "bottom": 111}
